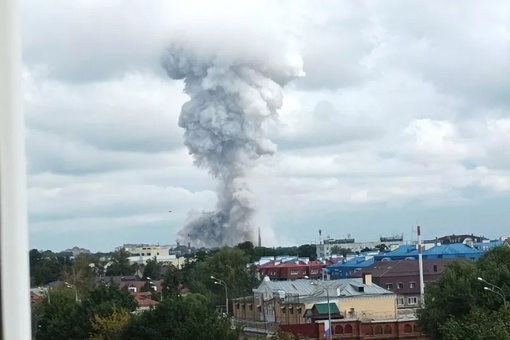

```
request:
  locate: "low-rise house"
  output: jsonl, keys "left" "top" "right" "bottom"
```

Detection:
{"left": 256, "top": 258, "right": 324, "bottom": 281}
{"left": 132, "top": 292, "right": 159, "bottom": 312}
{"left": 352, "top": 258, "right": 457, "bottom": 308}
{"left": 233, "top": 274, "right": 397, "bottom": 326}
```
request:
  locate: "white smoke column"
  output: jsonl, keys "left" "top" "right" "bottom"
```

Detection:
{"left": 162, "top": 33, "right": 303, "bottom": 248}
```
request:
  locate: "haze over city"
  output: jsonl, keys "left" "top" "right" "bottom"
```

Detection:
{"left": 25, "top": 0, "right": 510, "bottom": 252}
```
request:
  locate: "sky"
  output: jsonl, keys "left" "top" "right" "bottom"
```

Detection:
{"left": 24, "top": 0, "right": 510, "bottom": 252}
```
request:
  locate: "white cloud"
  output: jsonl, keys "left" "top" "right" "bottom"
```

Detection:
{"left": 23, "top": 0, "right": 510, "bottom": 250}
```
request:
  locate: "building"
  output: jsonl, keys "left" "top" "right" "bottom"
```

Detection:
{"left": 427, "top": 234, "right": 488, "bottom": 245}
{"left": 374, "top": 243, "right": 484, "bottom": 261}
{"left": 324, "top": 256, "right": 375, "bottom": 280}
{"left": 256, "top": 258, "right": 325, "bottom": 281}
{"left": 352, "top": 258, "right": 457, "bottom": 308}
{"left": 120, "top": 244, "right": 185, "bottom": 268}
{"left": 233, "top": 275, "right": 397, "bottom": 326}
{"left": 316, "top": 235, "right": 410, "bottom": 258}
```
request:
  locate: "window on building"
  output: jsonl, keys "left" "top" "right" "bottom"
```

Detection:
{"left": 290, "top": 269, "right": 299, "bottom": 275}
{"left": 311, "top": 268, "right": 319, "bottom": 274}
{"left": 384, "top": 325, "right": 392, "bottom": 334}
{"left": 397, "top": 282, "right": 403, "bottom": 289}
{"left": 345, "top": 324, "right": 353, "bottom": 334}
{"left": 404, "top": 324, "right": 413, "bottom": 333}
{"left": 375, "top": 325, "right": 383, "bottom": 335}
{"left": 433, "top": 265, "right": 438, "bottom": 272}
{"left": 397, "top": 297, "right": 405, "bottom": 306}
{"left": 334, "top": 325, "right": 343, "bottom": 334}
{"left": 407, "top": 297, "right": 418, "bottom": 305}
{"left": 368, "top": 327, "right": 374, "bottom": 335}
{"left": 386, "top": 283, "right": 394, "bottom": 289}
{"left": 409, "top": 282, "right": 416, "bottom": 288}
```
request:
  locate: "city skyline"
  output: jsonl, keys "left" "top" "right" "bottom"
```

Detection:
{"left": 26, "top": 1, "right": 510, "bottom": 251}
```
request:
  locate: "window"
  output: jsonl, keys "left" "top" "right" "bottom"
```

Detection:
{"left": 334, "top": 325, "right": 343, "bottom": 334}
{"left": 409, "top": 282, "right": 416, "bottom": 289}
{"left": 290, "top": 269, "right": 299, "bottom": 275}
{"left": 404, "top": 324, "right": 413, "bottom": 333}
{"left": 384, "top": 325, "right": 392, "bottom": 334}
{"left": 433, "top": 265, "right": 438, "bottom": 272}
{"left": 310, "top": 268, "right": 319, "bottom": 274}
{"left": 386, "top": 283, "right": 394, "bottom": 289}
{"left": 375, "top": 325, "right": 383, "bottom": 335}
{"left": 368, "top": 327, "right": 374, "bottom": 335}
{"left": 407, "top": 297, "right": 418, "bottom": 305}
{"left": 397, "top": 297, "right": 404, "bottom": 306}
{"left": 397, "top": 282, "right": 403, "bottom": 289}
{"left": 345, "top": 324, "right": 353, "bottom": 334}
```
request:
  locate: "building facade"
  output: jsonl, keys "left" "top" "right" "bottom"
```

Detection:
{"left": 316, "top": 236, "right": 410, "bottom": 258}
{"left": 353, "top": 258, "right": 457, "bottom": 308}
{"left": 257, "top": 259, "right": 325, "bottom": 281}
{"left": 233, "top": 276, "right": 397, "bottom": 326}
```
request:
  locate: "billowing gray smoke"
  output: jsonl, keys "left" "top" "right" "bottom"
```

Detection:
{"left": 162, "top": 40, "right": 303, "bottom": 248}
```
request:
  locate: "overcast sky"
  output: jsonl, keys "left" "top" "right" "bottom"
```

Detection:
{"left": 24, "top": 0, "right": 510, "bottom": 252}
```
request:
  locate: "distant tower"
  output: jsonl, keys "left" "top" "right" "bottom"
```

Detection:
{"left": 258, "top": 227, "right": 262, "bottom": 247}
{"left": 187, "top": 234, "right": 191, "bottom": 253}
{"left": 319, "top": 229, "right": 323, "bottom": 245}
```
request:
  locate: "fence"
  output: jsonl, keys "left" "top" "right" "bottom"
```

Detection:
{"left": 232, "top": 319, "right": 279, "bottom": 335}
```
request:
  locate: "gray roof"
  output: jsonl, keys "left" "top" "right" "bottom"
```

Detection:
{"left": 254, "top": 278, "right": 394, "bottom": 304}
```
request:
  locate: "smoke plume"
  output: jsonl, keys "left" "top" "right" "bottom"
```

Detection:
{"left": 162, "top": 36, "right": 303, "bottom": 248}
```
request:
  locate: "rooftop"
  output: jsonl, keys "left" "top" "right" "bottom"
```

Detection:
{"left": 254, "top": 278, "right": 394, "bottom": 304}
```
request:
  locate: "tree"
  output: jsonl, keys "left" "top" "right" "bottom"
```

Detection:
{"left": 330, "top": 246, "right": 351, "bottom": 257}
{"left": 30, "top": 249, "right": 67, "bottom": 286}
{"left": 297, "top": 244, "right": 317, "bottom": 260}
{"left": 161, "top": 265, "right": 182, "bottom": 298}
{"left": 374, "top": 244, "right": 387, "bottom": 253}
{"left": 89, "top": 307, "right": 131, "bottom": 340}
{"left": 34, "top": 282, "right": 138, "bottom": 340}
{"left": 142, "top": 257, "right": 162, "bottom": 280}
{"left": 34, "top": 288, "right": 87, "bottom": 340}
{"left": 120, "top": 293, "right": 240, "bottom": 340}
{"left": 60, "top": 253, "right": 96, "bottom": 297}
{"left": 441, "top": 306, "right": 510, "bottom": 340}
{"left": 106, "top": 249, "right": 134, "bottom": 276}
{"left": 417, "top": 246, "right": 510, "bottom": 339}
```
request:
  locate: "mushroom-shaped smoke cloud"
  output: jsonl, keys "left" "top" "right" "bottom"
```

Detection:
{"left": 162, "top": 23, "right": 304, "bottom": 248}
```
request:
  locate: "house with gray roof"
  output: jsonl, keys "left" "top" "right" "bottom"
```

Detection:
{"left": 233, "top": 274, "right": 397, "bottom": 326}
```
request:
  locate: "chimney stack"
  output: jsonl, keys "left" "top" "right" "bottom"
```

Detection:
{"left": 362, "top": 272, "right": 372, "bottom": 286}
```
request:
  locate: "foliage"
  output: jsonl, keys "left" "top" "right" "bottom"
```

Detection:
{"left": 35, "top": 283, "right": 137, "bottom": 340}
{"left": 417, "top": 246, "right": 510, "bottom": 339}
{"left": 441, "top": 306, "right": 510, "bottom": 340}
{"left": 29, "top": 249, "right": 68, "bottom": 286}
{"left": 182, "top": 247, "right": 258, "bottom": 307}
{"left": 142, "top": 257, "right": 162, "bottom": 280}
{"left": 161, "top": 265, "right": 183, "bottom": 298}
{"left": 89, "top": 307, "right": 131, "bottom": 340}
{"left": 330, "top": 246, "right": 351, "bottom": 256}
{"left": 120, "top": 293, "right": 240, "bottom": 340}
{"left": 35, "top": 288, "right": 86, "bottom": 340}
{"left": 106, "top": 249, "right": 134, "bottom": 276}
{"left": 60, "top": 253, "right": 96, "bottom": 297}
{"left": 374, "top": 244, "right": 387, "bottom": 253}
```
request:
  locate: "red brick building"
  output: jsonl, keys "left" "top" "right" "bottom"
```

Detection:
{"left": 257, "top": 259, "right": 325, "bottom": 280}
{"left": 281, "top": 319, "right": 428, "bottom": 339}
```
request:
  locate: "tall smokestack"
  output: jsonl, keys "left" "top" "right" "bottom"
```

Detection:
{"left": 258, "top": 227, "right": 261, "bottom": 248}
{"left": 417, "top": 226, "right": 424, "bottom": 304}
{"left": 162, "top": 33, "right": 303, "bottom": 248}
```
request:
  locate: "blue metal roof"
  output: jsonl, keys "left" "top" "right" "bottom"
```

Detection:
{"left": 325, "top": 256, "right": 375, "bottom": 269}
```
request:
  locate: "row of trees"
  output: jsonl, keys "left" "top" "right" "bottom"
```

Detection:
{"left": 417, "top": 246, "right": 510, "bottom": 339}
{"left": 34, "top": 283, "right": 240, "bottom": 339}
